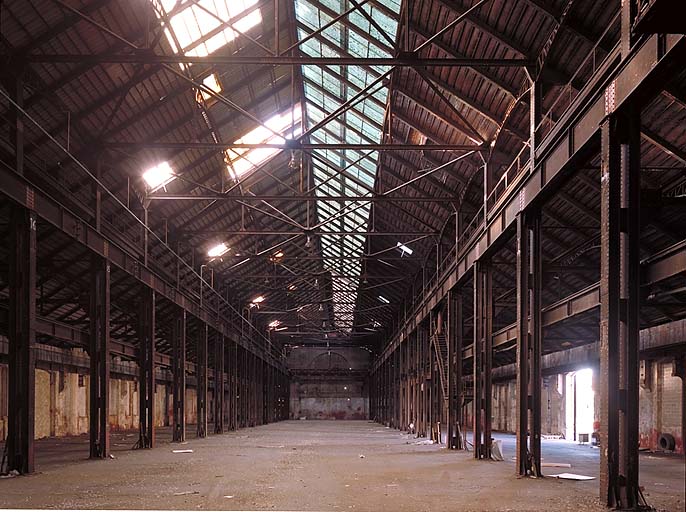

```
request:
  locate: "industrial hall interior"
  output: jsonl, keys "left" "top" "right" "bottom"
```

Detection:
{"left": 0, "top": 0, "right": 685, "bottom": 510}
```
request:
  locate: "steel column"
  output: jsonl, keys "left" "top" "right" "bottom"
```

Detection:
{"left": 599, "top": 105, "right": 644, "bottom": 508}
{"left": 89, "top": 255, "right": 110, "bottom": 458}
{"left": 197, "top": 324, "right": 208, "bottom": 438}
{"left": 6, "top": 207, "right": 36, "bottom": 474}
{"left": 447, "top": 289, "right": 463, "bottom": 449}
{"left": 473, "top": 260, "right": 492, "bottom": 460}
{"left": 515, "top": 212, "right": 543, "bottom": 476}
{"left": 172, "top": 308, "right": 186, "bottom": 442}
{"left": 214, "top": 334, "right": 225, "bottom": 433}
{"left": 137, "top": 288, "right": 155, "bottom": 449}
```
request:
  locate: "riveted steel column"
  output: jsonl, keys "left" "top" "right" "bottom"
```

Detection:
{"left": 197, "top": 324, "right": 208, "bottom": 437}
{"left": 473, "top": 260, "right": 492, "bottom": 460}
{"left": 599, "top": 104, "right": 643, "bottom": 508}
{"left": 137, "top": 288, "right": 155, "bottom": 448}
{"left": 530, "top": 213, "right": 543, "bottom": 475}
{"left": 89, "top": 255, "right": 110, "bottom": 458}
{"left": 7, "top": 207, "right": 36, "bottom": 474}
{"left": 172, "top": 308, "right": 186, "bottom": 442}
{"left": 214, "top": 334, "right": 225, "bottom": 434}
{"left": 447, "top": 289, "right": 461, "bottom": 449}
{"left": 516, "top": 212, "right": 542, "bottom": 476}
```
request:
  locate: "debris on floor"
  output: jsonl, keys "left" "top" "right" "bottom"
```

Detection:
{"left": 108, "top": 454, "right": 116, "bottom": 459}
{"left": 172, "top": 449, "right": 194, "bottom": 454}
{"left": 358, "top": 454, "right": 365, "bottom": 458}
{"left": 173, "top": 491, "right": 199, "bottom": 496}
{"left": 542, "top": 462, "right": 571, "bottom": 468}
{"left": 550, "top": 473, "right": 595, "bottom": 481}
{"left": 414, "top": 439, "right": 434, "bottom": 445}
{"left": 223, "top": 495, "right": 234, "bottom": 499}
{"left": 490, "top": 439, "right": 504, "bottom": 461}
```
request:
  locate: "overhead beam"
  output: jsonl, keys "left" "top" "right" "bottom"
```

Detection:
{"left": 25, "top": 53, "right": 531, "bottom": 67}
{"left": 103, "top": 142, "right": 484, "bottom": 151}
{"left": 148, "top": 194, "right": 460, "bottom": 203}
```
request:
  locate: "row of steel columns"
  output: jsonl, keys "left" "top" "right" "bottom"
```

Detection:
{"left": 369, "top": 103, "right": 643, "bottom": 507}
{"left": 4, "top": 229, "right": 290, "bottom": 472}
{"left": 370, "top": 307, "right": 459, "bottom": 443}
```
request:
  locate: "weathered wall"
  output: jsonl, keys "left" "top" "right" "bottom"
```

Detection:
{"left": 639, "top": 360, "right": 684, "bottom": 454}
{"left": 491, "top": 375, "right": 566, "bottom": 435}
{"left": 290, "top": 380, "right": 367, "bottom": 420}
{"left": 0, "top": 363, "right": 205, "bottom": 441}
{"left": 288, "top": 346, "right": 369, "bottom": 420}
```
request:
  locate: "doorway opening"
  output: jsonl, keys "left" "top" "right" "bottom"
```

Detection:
{"left": 565, "top": 368, "right": 595, "bottom": 441}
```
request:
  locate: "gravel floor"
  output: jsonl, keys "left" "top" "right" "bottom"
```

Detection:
{"left": 0, "top": 421, "right": 683, "bottom": 511}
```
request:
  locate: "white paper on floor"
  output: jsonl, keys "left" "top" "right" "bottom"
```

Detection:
{"left": 172, "top": 449, "right": 194, "bottom": 453}
{"left": 490, "top": 439, "right": 504, "bottom": 461}
{"left": 550, "top": 473, "right": 595, "bottom": 480}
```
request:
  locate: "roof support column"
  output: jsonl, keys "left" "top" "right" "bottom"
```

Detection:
{"left": 599, "top": 103, "right": 643, "bottom": 508}
{"left": 516, "top": 211, "right": 543, "bottom": 476}
{"left": 137, "top": 288, "right": 155, "bottom": 449}
{"left": 89, "top": 255, "right": 110, "bottom": 459}
{"left": 214, "top": 334, "right": 225, "bottom": 434}
{"left": 6, "top": 206, "right": 36, "bottom": 474}
{"left": 196, "top": 324, "right": 208, "bottom": 437}
{"left": 447, "top": 289, "right": 463, "bottom": 449}
{"left": 473, "top": 260, "right": 493, "bottom": 460}
{"left": 172, "top": 308, "right": 186, "bottom": 442}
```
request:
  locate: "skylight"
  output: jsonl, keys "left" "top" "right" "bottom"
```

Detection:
{"left": 295, "top": 0, "right": 400, "bottom": 331}
{"left": 197, "top": 73, "right": 222, "bottom": 103}
{"left": 225, "top": 107, "right": 302, "bottom": 179}
{"left": 143, "top": 161, "right": 174, "bottom": 190}
{"left": 396, "top": 242, "right": 413, "bottom": 256}
{"left": 378, "top": 295, "right": 390, "bottom": 304}
{"left": 207, "top": 242, "right": 229, "bottom": 258}
{"left": 153, "top": 0, "right": 262, "bottom": 61}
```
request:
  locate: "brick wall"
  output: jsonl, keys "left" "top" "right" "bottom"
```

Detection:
{"left": 491, "top": 376, "right": 566, "bottom": 435}
{"left": 639, "top": 360, "right": 684, "bottom": 454}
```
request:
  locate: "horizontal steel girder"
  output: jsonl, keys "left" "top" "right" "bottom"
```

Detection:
{"left": 149, "top": 194, "right": 459, "bottom": 203}
{"left": 104, "top": 142, "right": 484, "bottom": 151}
{"left": 25, "top": 54, "right": 532, "bottom": 67}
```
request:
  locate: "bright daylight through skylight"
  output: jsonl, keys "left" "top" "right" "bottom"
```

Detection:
{"left": 143, "top": 161, "right": 174, "bottom": 190}
{"left": 225, "top": 106, "right": 302, "bottom": 179}
{"left": 151, "top": 0, "right": 261, "bottom": 60}
{"left": 207, "top": 242, "right": 229, "bottom": 258}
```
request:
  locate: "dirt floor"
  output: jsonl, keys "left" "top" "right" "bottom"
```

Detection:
{"left": 0, "top": 421, "right": 683, "bottom": 511}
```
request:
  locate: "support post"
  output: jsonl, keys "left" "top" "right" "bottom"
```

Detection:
{"left": 197, "top": 324, "right": 208, "bottom": 437}
{"left": 473, "top": 260, "right": 492, "bottom": 460}
{"left": 172, "top": 308, "right": 186, "bottom": 442}
{"left": 6, "top": 207, "right": 36, "bottom": 474}
{"left": 515, "top": 212, "right": 543, "bottom": 476}
{"left": 89, "top": 255, "right": 110, "bottom": 458}
{"left": 447, "top": 289, "right": 463, "bottom": 449}
{"left": 214, "top": 334, "right": 225, "bottom": 434}
{"left": 599, "top": 103, "right": 643, "bottom": 508}
{"left": 137, "top": 288, "right": 155, "bottom": 448}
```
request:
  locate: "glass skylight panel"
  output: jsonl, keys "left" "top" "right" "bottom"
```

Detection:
{"left": 143, "top": 161, "right": 174, "bottom": 190}
{"left": 197, "top": 73, "right": 222, "bottom": 102}
{"left": 153, "top": 0, "right": 262, "bottom": 61}
{"left": 225, "top": 107, "right": 302, "bottom": 179}
{"left": 296, "top": 0, "right": 399, "bottom": 330}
